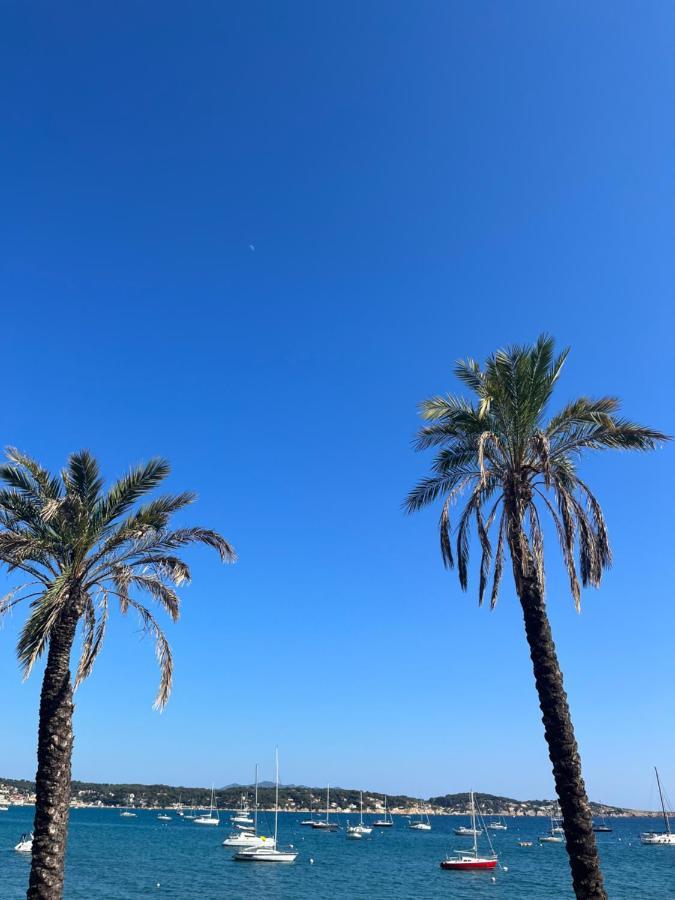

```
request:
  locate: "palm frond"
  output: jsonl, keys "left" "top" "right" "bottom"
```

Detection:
{"left": 16, "top": 576, "right": 71, "bottom": 677}
{"left": 490, "top": 512, "right": 506, "bottom": 609}
{"left": 156, "top": 527, "right": 237, "bottom": 563}
{"left": 93, "top": 459, "right": 171, "bottom": 528}
{"left": 64, "top": 450, "right": 103, "bottom": 510}
{"left": 74, "top": 593, "right": 109, "bottom": 689}
{"left": 130, "top": 574, "right": 180, "bottom": 621}
{"left": 122, "top": 598, "right": 174, "bottom": 710}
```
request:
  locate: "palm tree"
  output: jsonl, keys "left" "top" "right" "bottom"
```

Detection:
{"left": 0, "top": 450, "right": 236, "bottom": 900}
{"left": 405, "top": 336, "right": 667, "bottom": 900}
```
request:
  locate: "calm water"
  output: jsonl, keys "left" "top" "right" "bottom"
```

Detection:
{"left": 2, "top": 808, "right": 674, "bottom": 899}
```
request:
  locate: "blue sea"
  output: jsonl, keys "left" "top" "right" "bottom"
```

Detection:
{"left": 2, "top": 808, "right": 674, "bottom": 899}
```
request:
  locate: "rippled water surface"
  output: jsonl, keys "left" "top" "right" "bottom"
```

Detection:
{"left": 2, "top": 808, "right": 674, "bottom": 899}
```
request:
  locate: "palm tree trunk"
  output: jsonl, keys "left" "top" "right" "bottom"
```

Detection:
{"left": 508, "top": 524, "right": 606, "bottom": 900}
{"left": 27, "top": 601, "right": 80, "bottom": 900}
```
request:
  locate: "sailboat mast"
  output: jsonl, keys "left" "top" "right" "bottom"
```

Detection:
{"left": 655, "top": 767, "right": 671, "bottom": 833}
{"left": 471, "top": 791, "right": 477, "bottom": 855}
{"left": 254, "top": 764, "right": 259, "bottom": 835}
{"left": 360, "top": 791, "right": 363, "bottom": 826}
{"left": 274, "top": 749, "right": 279, "bottom": 843}
{"left": 326, "top": 784, "right": 330, "bottom": 822}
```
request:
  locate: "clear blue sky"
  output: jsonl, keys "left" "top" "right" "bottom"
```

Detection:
{"left": 1, "top": 2, "right": 673, "bottom": 809}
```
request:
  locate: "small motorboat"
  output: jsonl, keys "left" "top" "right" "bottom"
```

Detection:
{"left": 539, "top": 834, "right": 564, "bottom": 843}
{"left": 518, "top": 840, "right": 533, "bottom": 847}
{"left": 120, "top": 809, "right": 136, "bottom": 817}
{"left": 346, "top": 829, "right": 363, "bottom": 840}
{"left": 157, "top": 814, "right": 172, "bottom": 821}
{"left": 14, "top": 833, "right": 33, "bottom": 853}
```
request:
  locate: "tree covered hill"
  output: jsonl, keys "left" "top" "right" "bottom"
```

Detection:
{"left": 0, "top": 778, "right": 643, "bottom": 816}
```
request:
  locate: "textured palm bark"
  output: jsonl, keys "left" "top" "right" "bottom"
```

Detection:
{"left": 27, "top": 599, "right": 81, "bottom": 900}
{"left": 507, "top": 514, "right": 607, "bottom": 900}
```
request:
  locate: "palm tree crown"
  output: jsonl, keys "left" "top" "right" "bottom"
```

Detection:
{"left": 405, "top": 335, "right": 667, "bottom": 608}
{"left": 0, "top": 449, "right": 236, "bottom": 707}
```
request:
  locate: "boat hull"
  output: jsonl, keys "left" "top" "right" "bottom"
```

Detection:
{"left": 235, "top": 848, "right": 297, "bottom": 863}
{"left": 641, "top": 832, "right": 675, "bottom": 845}
{"left": 441, "top": 859, "right": 497, "bottom": 871}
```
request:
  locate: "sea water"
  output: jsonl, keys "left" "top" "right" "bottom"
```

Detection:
{"left": 2, "top": 808, "right": 674, "bottom": 899}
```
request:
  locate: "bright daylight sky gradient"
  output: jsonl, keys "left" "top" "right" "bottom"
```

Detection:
{"left": 1, "top": 3, "right": 673, "bottom": 809}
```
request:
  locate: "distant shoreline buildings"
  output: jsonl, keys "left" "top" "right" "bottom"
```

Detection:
{"left": 0, "top": 779, "right": 651, "bottom": 818}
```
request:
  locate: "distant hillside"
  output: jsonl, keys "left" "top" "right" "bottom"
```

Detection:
{"left": 0, "top": 777, "right": 649, "bottom": 816}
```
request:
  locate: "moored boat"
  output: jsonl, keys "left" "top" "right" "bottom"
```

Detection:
{"left": 224, "top": 764, "right": 276, "bottom": 849}
{"left": 235, "top": 750, "right": 297, "bottom": 863}
{"left": 440, "top": 792, "right": 497, "bottom": 871}
{"left": 311, "top": 785, "right": 339, "bottom": 830}
{"left": 346, "top": 792, "right": 373, "bottom": 836}
{"left": 194, "top": 785, "right": 220, "bottom": 826}
{"left": 14, "top": 832, "right": 33, "bottom": 853}
{"left": 641, "top": 767, "right": 675, "bottom": 846}
{"left": 593, "top": 815, "right": 612, "bottom": 833}
{"left": 408, "top": 805, "right": 432, "bottom": 831}
{"left": 373, "top": 795, "right": 394, "bottom": 828}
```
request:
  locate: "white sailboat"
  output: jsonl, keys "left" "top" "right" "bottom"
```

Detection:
{"left": 441, "top": 792, "right": 497, "bottom": 871}
{"left": 409, "top": 802, "right": 432, "bottom": 831}
{"left": 641, "top": 767, "right": 675, "bottom": 845}
{"left": 14, "top": 832, "right": 33, "bottom": 853}
{"left": 300, "top": 793, "right": 315, "bottom": 826}
{"left": 454, "top": 797, "right": 482, "bottom": 836}
{"left": 232, "top": 793, "right": 254, "bottom": 826}
{"left": 235, "top": 749, "right": 298, "bottom": 863}
{"left": 224, "top": 765, "right": 276, "bottom": 849}
{"left": 346, "top": 792, "right": 373, "bottom": 836}
{"left": 539, "top": 807, "right": 564, "bottom": 843}
{"left": 194, "top": 785, "right": 220, "bottom": 826}
{"left": 373, "top": 795, "right": 394, "bottom": 828}
{"left": 311, "top": 785, "right": 338, "bottom": 830}
{"left": 488, "top": 816, "right": 508, "bottom": 831}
